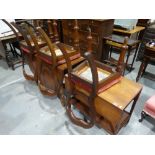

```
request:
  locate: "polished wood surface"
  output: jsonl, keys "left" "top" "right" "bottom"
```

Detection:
{"left": 113, "top": 26, "right": 145, "bottom": 35}
{"left": 97, "top": 77, "right": 142, "bottom": 110}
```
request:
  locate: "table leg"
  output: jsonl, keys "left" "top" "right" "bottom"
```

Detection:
{"left": 125, "top": 47, "right": 131, "bottom": 71}
{"left": 136, "top": 58, "right": 148, "bottom": 82}
{"left": 129, "top": 90, "right": 142, "bottom": 116}
{"left": 109, "top": 46, "right": 112, "bottom": 59}
{"left": 130, "top": 43, "right": 140, "bottom": 72}
{"left": 102, "top": 39, "right": 110, "bottom": 61}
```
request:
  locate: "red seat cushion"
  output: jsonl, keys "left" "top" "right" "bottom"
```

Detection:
{"left": 38, "top": 53, "right": 81, "bottom": 65}
{"left": 144, "top": 94, "right": 155, "bottom": 118}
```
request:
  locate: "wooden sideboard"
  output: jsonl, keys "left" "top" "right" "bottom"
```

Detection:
{"left": 62, "top": 19, "right": 114, "bottom": 61}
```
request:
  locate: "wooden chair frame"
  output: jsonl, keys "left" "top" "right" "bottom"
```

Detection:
{"left": 104, "top": 37, "right": 128, "bottom": 75}
{"left": 57, "top": 44, "right": 97, "bottom": 128}
{"left": 11, "top": 22, "right": 38, "bottom": 81}
{"left": 58, "top": 42, "right": 122, "bottom": 129}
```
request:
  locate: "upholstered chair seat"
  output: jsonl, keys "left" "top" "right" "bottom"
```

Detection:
{"left": 38, "top": 44, "right": 81, "bottom": 65}
{"left": 70, "top": 60, "right": 122, "bottom": 95}
{"left": 144, "top": 95, "right": 155, "bottom": 118}
{"left": 139, "top": 94, "right": 155, "bottom": 122}
{"left": 20, "top": 39, "right": 46, "bottom": 54}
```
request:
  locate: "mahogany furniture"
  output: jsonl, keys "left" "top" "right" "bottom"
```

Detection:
{"left": 103, "top": 34, "right": 140, "bottom": 74}
{"left": 32, "top": 19, "right": 63, "bottom": 42}
{"left": 139, "top": 94, "right": 155, "bottom": 122}
{"left": 32, "top": 26, "right": 84, "bottom": 97}
{"left": 136, "top": 43, "right": 155, "bottom": 82}
{"left": 113, "top": 25, "right": 145, "bottom": 62}
{"left": 62, "top": 19, "right": 114, "bottom": 61}
{"left": 60, "top": 45, "right": 142, "bottom": 134}
{"left": 12, "top": 22, "right": 46, "bottom": 82}
{"left": 102, "top": 36, "right": 128, "bottom": 75}
{"left": 113, "top": 26, "right": 145, "bottom": 39}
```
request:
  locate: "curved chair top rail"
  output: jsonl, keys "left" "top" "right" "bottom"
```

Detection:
{"left": 11, "top": 22, "right": 34, "bottom": 52}
{"left": 23, "top": 23, "right": 40, "bottom": 52}
{"left": 56, "top": 43, "right": 73, "bottom": 73}
{"left": 37, "top": 27, "right": 57, "bottom": 67}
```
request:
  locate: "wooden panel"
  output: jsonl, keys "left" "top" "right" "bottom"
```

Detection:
{"left": 62, "top": 19, "right": 114, "bottom": 61}
{"left": 98, "top": 78, "right": 142, "bottom": 110}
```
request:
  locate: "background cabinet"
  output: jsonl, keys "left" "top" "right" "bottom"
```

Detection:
{"left": 62, "top": 19, "right": 114, "bottom": 61}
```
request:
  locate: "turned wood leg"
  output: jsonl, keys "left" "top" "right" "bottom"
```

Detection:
{"left": 129, "top": 90, "right": 142, "bottom": 119}
{"left": 125, "top": 50, "right": 130, "bottom": 70}
{"left": 109, "top": 46, "right": 112, "bottom": 59}
{"left": 136, "top": 58, "right": 147, "bottom": 82}
{"left": 139, "top": 111, "right": 146, "bottom": 122}
{"left": 141, "top": 59, "right": 149, "bottom": 77}
{"left": 130, "top": 44, "right": 140, "bottom": 72}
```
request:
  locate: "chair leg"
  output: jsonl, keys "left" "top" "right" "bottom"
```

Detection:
{"left": 109, "top": 46, "right": 112, "bottom": 59}
{"left": 139, "top": 111, "right": 146, "bottom": 122}
{"left": 130, "top": 44, "right": 140, "bottom": 72}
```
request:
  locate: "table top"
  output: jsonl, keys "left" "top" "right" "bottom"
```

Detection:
{"left": 0, "top": 32, "right": 22, "bottom": 45}
{"left": 98, "top": 77, "right": 142, "bottom": 110}
{"left": 104, "top": 34, "right": 140, "bottom": 46}
{"left": 113, "top": 26, "right": 145, "bottom": 35}
{"left": 0, "top": 34, "right": 16, "bottom": 41}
